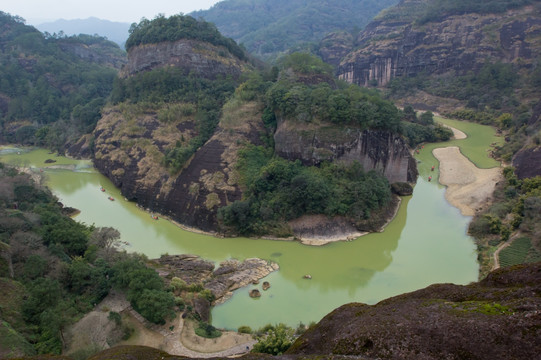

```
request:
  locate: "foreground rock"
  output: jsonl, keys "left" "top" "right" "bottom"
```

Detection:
{"left": 72, "top": 263, "right": 541, "bottom": 360}
{"left": 287, "top": 262, "right": 541, "bottom": 359}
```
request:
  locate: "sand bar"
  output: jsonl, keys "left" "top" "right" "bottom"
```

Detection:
{"left": 433, "top": 146, "right": 501, "bottom": 216}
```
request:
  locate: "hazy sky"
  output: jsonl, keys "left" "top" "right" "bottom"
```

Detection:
{"left": 3, "top": 0, "right": 222, "bottom": 25}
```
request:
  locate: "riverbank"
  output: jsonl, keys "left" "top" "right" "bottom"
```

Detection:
{"left": 433, "top": 146, "right": 502, "bottom": 216}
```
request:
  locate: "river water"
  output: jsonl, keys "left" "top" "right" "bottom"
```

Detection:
{"left": 1, "top": 123, "right": 486, "bottom": 329}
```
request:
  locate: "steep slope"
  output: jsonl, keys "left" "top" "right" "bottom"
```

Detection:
{"left": 0, "top": 12, "right": 125, "bottom": 149}
{"left": 336, "top": 0, "right": 541, "bottom": 87}
{"left": 192, "top": 0, "right": 399, "bottom": 59}
{"left": 91, "top": 15, "right": 258, "bottom": 232}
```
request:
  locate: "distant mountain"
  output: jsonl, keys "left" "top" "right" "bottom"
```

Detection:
{"left": 191, "top": 0, "right": 399, "bottom": 60}
{"left": 36, "top": 17, "right": 130, "bottom": 48}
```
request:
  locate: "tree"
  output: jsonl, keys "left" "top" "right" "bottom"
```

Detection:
{"left": 133, "top": 289, "right": 175, "bottom": 324}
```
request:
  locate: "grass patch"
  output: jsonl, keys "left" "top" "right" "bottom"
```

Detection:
{"left": 500, "top": 237, "right": 541, "bottom": 267}
{"left": 452, "top": 301, "right": 513, "bottom": 316}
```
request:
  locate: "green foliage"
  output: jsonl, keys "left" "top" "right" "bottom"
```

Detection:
{"left": 278, "top": 52, "right": 333, "bottom": 75}
{"left": 238, "top": 325, "right": 252, "bottom": 334}
{"left": 417, "top": 0, "right": 536, "bottom": 25}
{"left": 133, "top": 289, "right": 176, "bottom": 325}
{"left": 400, "top": 122, "right": 453, "bottom": 147}
{"left": 108, "top": 311, "right": 122, "bottom": 326}
{"left": 0, "top": 12, "right": 120, "bottom": 148}
{"left": 266, "top": 71, "right": 401, "bottom": 132}
{"left": 198, "top": 289, "right": 216, "bottom": 303}
{"left": 195, "top": 321, "right": 222, "bottom": 338}
{"left": 111, "top": 67, "right": 237, "bottom": 173}
{"left": 192, "top": 0, "right": 399, "bottom": 59}
{"left": 500, "top": 237, "right": 541, "bottom": 267}
{"left": 125, "top": 14, "right": 246, "bottom": 60}
{"left": 252, "top": 323, "right": 296, "bottom": 355}
{"left": 218, "top": 145, "right": 391, "bottom": 235}
{"left": 111, "top": 257, "right": 175, "bottom": 324}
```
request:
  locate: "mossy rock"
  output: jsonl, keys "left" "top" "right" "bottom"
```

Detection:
{"left": 391, "top": 182, "right": 413, "bottom": 196}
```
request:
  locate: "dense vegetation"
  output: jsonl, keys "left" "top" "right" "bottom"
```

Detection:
{"left": 400, "top": 106, "right": 453, "bottom": 147}
{"left": 417, "top": 0, "right": 538, "bottom": 24}
{"left": 217, "top": 52, "right": 455, "bottom": 236}
{"left": 0, "top": 12, "right": 122, "bottom": 150}
{"left": 0, "top": 163, "right": 176, "bottom": 356}
{"left": 469, "top": 169, "right": 541, "bottom": 275}
{"left": 219, "top": 146, "right": 391, "bottom": 235}
{"left": 125, "top": 14, "right": 246, "bottom": 60}
{"left": 192, "top": 0, "right": 399, "bottom": 59}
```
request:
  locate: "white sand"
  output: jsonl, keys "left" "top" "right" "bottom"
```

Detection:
{"left": 433, "top": 146, "right": 502, "bottom": 216}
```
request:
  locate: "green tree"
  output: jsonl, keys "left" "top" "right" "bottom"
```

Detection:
{"left": 133, "top": 289, "right": 175, "bottom": 324}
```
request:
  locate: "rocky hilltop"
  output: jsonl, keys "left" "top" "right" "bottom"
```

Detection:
{"left": 121, "top": 39, "right": 246, "bottom": 78}
{"left": 335, "top": 0, "right": 541, "bottom": 87}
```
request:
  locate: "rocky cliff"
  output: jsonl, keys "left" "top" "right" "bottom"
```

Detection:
{"left": 336, "top": 0, "right": 541, "bottom": 87}
{"left": 92, "top": 101, "right": 266, "bottom": 232}
{"left": 274, "top": 119, "right": 417, "bottom": 183}
{"left": 120, "top": 39, "right": 246, "bottom": 79}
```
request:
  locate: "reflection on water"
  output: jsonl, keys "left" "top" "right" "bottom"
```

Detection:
{"left": 0, "top": 146, "right": 478, "bottom": 329}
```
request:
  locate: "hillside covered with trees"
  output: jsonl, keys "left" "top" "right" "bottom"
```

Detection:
{"left": 0, "top": 12, "right": 125, "bottom": 151}
{"left": 192, "top": 0, "right": 399, "bottom": 59}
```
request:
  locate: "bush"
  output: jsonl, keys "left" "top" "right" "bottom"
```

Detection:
{"left": 195, "top": 321, "right": 222, "bottom": 338}
{"left": 238, "top": 325, "right": 252, "bottom": 334}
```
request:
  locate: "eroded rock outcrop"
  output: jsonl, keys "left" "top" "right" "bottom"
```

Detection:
{"left": 152, "top": 255, "right": 279, "bottom": 304}
{"left": 121, "top": 39, "right": 246, "bottom": 79}
{"left": 337, "top": 1, "right": 541, "bottom": 87}
{"left": 92, "top": 101, "right": 266, "bottom": 232}
{"left": 274, "top": 119, "right": 417, "bottom": 183}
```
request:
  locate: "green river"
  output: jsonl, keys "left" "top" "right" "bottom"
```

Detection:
{"left": 0, "top": 118, "right": 501, "bottom": 330}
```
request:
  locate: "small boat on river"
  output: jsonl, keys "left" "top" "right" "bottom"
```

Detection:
{"left": 100, "top": 187, "right": 106, "bottom": 192}
{"left": 108, "top": 196, "right": 114, "bottom": 201}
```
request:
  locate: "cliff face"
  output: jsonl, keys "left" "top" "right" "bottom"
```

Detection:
{"left": 337, "top": 2, "right": 541, "bottom": 86}
{"left": 93, "top": 102, "right": 266, "bottom": 232}
{"left": 120, "top": 39, "right": 246, "bottom": 78}
{"left": 274, "top": 119, "right": 417, "bottom": 183}
{"left": 57, "top": 41, "right": 127, "bottom": 69}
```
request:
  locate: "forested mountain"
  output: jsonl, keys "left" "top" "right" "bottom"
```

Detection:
{"left": 88, "top": 15, "right": 450, "bottom": 238}
{"left": 191, "top": 0, "right": 399, "bottom": 59}
{"left": 0, "top": 12, "right": 126, "bottom": 151}
{"left": 35, "top": 17, "right": 131, "bottom": 48}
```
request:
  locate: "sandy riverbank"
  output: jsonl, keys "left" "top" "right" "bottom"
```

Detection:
{"left": 433, "top": 146, "right": 502, "bottom": 216}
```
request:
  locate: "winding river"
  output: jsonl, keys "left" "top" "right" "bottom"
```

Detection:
{"left": 0, "top": 118, "right": 501, "bottom": 330}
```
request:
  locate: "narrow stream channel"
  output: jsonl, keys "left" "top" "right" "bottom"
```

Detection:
{"left": 2, "top": 118, "right": 498, "bottom": 330}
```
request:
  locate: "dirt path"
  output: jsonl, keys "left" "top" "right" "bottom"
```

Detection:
{"left": 433, "top": 146, "right": 502, "bottom": 216}
{"left": 492, "top": 234, "right": 520, "bottom": 270}
{"left": 66, "top": 292, "right": 255, "bottom": 358}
